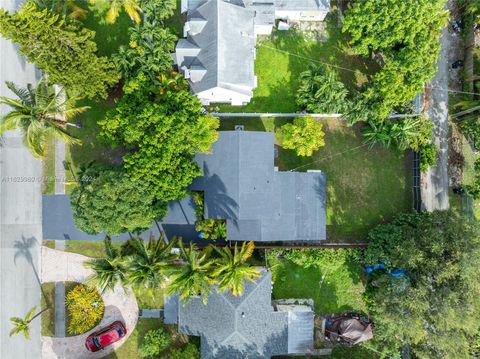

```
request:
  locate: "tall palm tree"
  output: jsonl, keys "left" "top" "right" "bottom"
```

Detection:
{"left": 0, "top": 78, "right": 87, "bottom": 158}
{"left": 166, "top": 242, "right": 215, "bottom": 304}
{"left": 9, "top": 306, "right": 43, "bottom": 340}
{"left": 85, "top": 236, "right": 127, "bottom": 293}
{"left": 124, "top": 234, "right": 178, "bottom": 292}
{"left": 89, "top": 0, "right": 142, "bottom": 24}
{"left": 212, "top": 241, "right": 260, "bottom": 297}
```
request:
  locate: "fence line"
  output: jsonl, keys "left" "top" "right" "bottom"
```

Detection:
{"left": 210, "top": 112, "right": 419, "bottom": 119}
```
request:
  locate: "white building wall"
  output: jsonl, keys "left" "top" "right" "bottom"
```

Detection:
{"left": 275, "top": 10, "right": 327, "bottom": 22}
{"left": 254, "top": 24, "right": 274, "bottom": 36}
{"left": 196, "top": 87, "right": 252, "bottom": 106}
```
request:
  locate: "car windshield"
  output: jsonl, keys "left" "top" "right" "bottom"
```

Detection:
{"left": 93, "top": 337, "right": 102, "bottom": 349}
{"left": 115, "top": 326, "right": 124, "bottom": 337}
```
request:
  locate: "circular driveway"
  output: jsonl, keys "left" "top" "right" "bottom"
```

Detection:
{"left": 40, "top": 246, "right": 138, "bottom": 359}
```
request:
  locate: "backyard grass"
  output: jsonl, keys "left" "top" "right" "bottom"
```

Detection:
{"left": 40, "top": 282, "right": 56, "bottom": 337}
{"left": 267, "top": 251, "right": 366, "bottom": 314}
{"left": 105, "top": 319, "right": 195, "bottom": 359}
{"left": 213, "top": 11, "right": 376, "bottom": 113}
{"left": 220, "top": 117, "right": 412, "bottom": 242}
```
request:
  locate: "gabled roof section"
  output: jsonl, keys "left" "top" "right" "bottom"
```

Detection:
{"left": 176, "top": 0, "right": 256, "bottom": 94}
{"left": 275, "top": 0, "right": 330, "bottom": 11}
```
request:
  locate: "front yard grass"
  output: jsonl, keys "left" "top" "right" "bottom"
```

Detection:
{"left": 214, "top": 11, "right": 376, "bottom": 113}
{"left": 220, "top": 117, "right": 411, "bottom": 242}
{"left": 40, "top": 282, "right": 56, "bottom": 337}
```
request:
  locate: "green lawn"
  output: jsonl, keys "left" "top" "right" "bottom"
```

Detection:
{"left": 267, "top": 251, "right": 366, "bottom": 314}
{"left": 42, "top": 135, "right": 56, "bottom": 195}
{"left": 220, "top": 118, "right": 411, "bottom": 242}
{"left": 105, "top": 319, "right": 196, "bottom": 359}
{"left": 213, "top": 11, "right": 375, "bottom": 113}
{"left": 64, "top": 240, "right": 122, "bottom": 258}
{"left": 40, "top": 282, "right": 56, "bottom": 337}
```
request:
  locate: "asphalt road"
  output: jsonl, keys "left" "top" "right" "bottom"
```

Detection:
{"left": 0, "top": 1, "right": 42, "bottom": 358}
{"left": 423, "top": 24, "right": 452, "bottom": 211}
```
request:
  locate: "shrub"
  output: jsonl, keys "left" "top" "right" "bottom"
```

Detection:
{"left": 196, "top": 218, "right": 227, "bottom": 240}
{"left": 65, "top": 284, "right": 104, "bottom": 335}
{"left": 280, "top": 117, "right": 325, "bottom": 157}
{"left": 138, "top": 328, "right": 172, "bottom": 358}
{"left": 170, "top": 343, "right": 200, "bottom": 359}
{"left": 419, "top": 143, "right": 437, "bottom": 172}
{"left": 296, "top": 63, "right": 349, "bottom": 113}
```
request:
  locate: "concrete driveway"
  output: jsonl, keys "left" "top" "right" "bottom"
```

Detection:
{"left": 0, "top": 1, "right": 42, "bottom": 358}
{"left": 40, "top": 247, "right": 139, "bottom": 359}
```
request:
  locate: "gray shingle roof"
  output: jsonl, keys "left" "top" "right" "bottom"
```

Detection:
{"left": 190, "top": 131, "right": 327, "bottom": 241}
{"left": 275, "top": 0, "right": 330, "bottom": 11}
{"left": 176, "top": 0, "right": 256, "bottom": 95}
{"left": 177, "top": 270, "right": 294, "bottom": 358}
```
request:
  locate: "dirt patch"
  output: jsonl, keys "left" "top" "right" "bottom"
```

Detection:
{"left": 449, "top": 122, "right": 465, "bottom": 187}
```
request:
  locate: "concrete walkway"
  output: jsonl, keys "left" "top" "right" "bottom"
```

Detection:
{"left": 40, "top": 247, "right": 139, "bottom": 359}
{"left": 421, "top": 1, "right": 455, "bottom": 211}
{"left": 54, "top": 241, "right": 66, "bottom": 338}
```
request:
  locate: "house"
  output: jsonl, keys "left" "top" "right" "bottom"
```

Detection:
{"left": 42, "top": 131, "right": 326, "bottom": 243}
{"left": 174, "top": 0, "right": 330, "bottom": 105}
{"left": 164, "top": 269, "right": 315, "bottom": 358}
{"left": 190, "top": 130, "right": 327, "bottom": 242}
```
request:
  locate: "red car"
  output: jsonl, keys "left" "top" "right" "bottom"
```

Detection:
{"left": 85, "top": 321, "right": 127, "bottom": 352}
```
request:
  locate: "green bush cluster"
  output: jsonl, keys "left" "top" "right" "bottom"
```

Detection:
{"left": 192, "top": 192, "right": 227, "bottom": 240}
{"left": 138, "top": 328, "right": 172, "bottom": 358}
{"left": 280, "top": 116, "right": 325, "bottom": 157}
{"left": 463, "top": 158, "right": 480, "bottom": 199}
{"left": 170, "top": 343, "right": 200, "bottom": 359}
{"left": 65, "top": 284, "right": 104, "bottom": 335}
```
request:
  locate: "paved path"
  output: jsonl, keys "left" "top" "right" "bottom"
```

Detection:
{"left": 54, "top": 241, "right": 66, "bottom": 337}
{"left": 0, "top": 1, "right": 42, "bottom": 358}
{"left": 422, "top": 4, "right": 454, "bottom": 211}
{"left": 41, "top": 246, "right": 139, "bottom": 359}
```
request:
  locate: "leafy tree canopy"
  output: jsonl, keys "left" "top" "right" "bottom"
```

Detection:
{"left": 364, "top": 210, "right": 480, "bottom": 358}
{"left": 281, "top": 116, "right": 325, "bottom": 156}
{"left": 0, "top": 2, "right": 118, "bottom": 99}
{"left": 296, "top": 63, "right": 349, "bottom": 113}
{"left": 99, "top": 75, "right": 219, "bottom": 203}
{"left": 70, "top": 163, "right": 159, "bottom": 235}
{"left": 343, "top": 0, "right": 447, "bottom": 122}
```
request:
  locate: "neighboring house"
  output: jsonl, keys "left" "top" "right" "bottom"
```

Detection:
{"left": 164, "top": 269, "right": 315, "bottom": 358}
{"left": 42, "top": 131, "right": 326, "bottom": 243}
{"left": 174, "top": 0, "right": 330, "bottom": 105}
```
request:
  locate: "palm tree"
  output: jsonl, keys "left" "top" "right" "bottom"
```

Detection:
{"left": 9, "top": 306, "right": 44, "bottom": 340}
{"left": 212, "top": 241, "right": 260, "bottom": 297}
{"left": 166, "top": 241, "right": 215, "bottom": 304}
{"left": 124, "top": 234, "right": 178, "bottom": 292}
{"left": 85, "top": 236, "right": 127, "bottom": 293}
{"left": 0, "top": 78, "right": 88, "bottom": 158}
{"left": 89, "top": 0, "right": 142, "bottom": 24}
{"left": 158, "top": 70, "right": 189, "bottom": 97}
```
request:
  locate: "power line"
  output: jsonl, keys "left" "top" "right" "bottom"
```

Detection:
{"left": 288, "top": 143, "right": 370, "bottom": 172}
{"left": 257, "top": 43, "right": 478, "bottom": 97}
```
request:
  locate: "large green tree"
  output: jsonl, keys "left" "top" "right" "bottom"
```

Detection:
{"left": 0, "top": 78, "right": 86, "bottom": 158}
{"left": 364, "top": 210, "right": 480, "bottom": 358}
{"left": 70, "top": 164, "right": 159, "bottom": 235}
{"left": 343, "top": 0, "right": 447, "bottom": 122}
{"left": 0, "top": 2, "right": 118, "bottom": 99}
{"left": 99, "top": 75, "right": 219, "bottom": 204}
{"left": 280, "top": 116, "right": 325, "bottom": 157}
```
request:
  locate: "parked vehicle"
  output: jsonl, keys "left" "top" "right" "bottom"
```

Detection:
{"left": 85, "top": 321, "right": 126, "bottom": 352}
{"left": 323, "top": 312, "right": 373, "bottom": 345}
